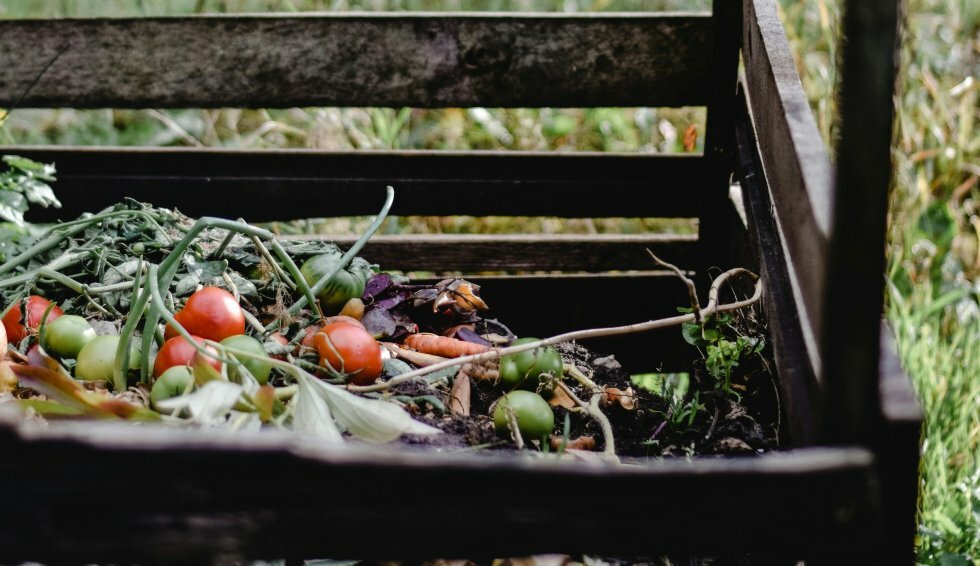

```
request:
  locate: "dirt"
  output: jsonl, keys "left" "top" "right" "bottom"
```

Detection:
{"left": 389, "top": 337, "right": 782, "bottom": 460}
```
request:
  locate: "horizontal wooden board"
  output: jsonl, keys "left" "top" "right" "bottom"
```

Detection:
{"left": 6, "top": 147, "right": 704, "bottom": 221}
{"left": 433, "top": 273, "right": 697, "bottom": 371}
{"left": 301, "top": 233, "right": 698, "bottom": 273}
{"left": 742, "top": 0, "right": 833, "bottom": 373}
{"left": 0, "top": 13, "right": 711, "bottom": 109}
{"left": 0, "top": 414, "right": 882, "bottom": 561}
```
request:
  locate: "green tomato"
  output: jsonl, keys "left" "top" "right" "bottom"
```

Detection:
{"left": 150, "top": 366, "right": 194, "bottom": 414}
{"left": 493, "top": 390, "right": 555, "bottom": 444}
{"left": 75, "top": 335, "right": 140, "bottom": 383}
{"left": 42, "top": 315, "right": 96, "bottom": 359}
{"left": 499, "top": 338, "right": 564, "bottom": 389}
{"left": 221, "top": 334, "right": 272, "bottom": 384}
{"left": 299, "top": 253, "right": 373, "bottom": 315}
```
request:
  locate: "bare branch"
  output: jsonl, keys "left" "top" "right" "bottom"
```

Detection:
{"left": 347, "top": 268, "right": 761, "bottom": 394}
{"left": 647, "top": 248, "right": 701, "bottom": 322}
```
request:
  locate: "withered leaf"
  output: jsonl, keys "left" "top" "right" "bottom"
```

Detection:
{"left": 449, "top": 371, "right": 471, "bottom": 416}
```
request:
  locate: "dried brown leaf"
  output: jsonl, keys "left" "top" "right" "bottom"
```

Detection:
{"left": 601, "top": 386, "right": 636, "bottom": 410}
{"left": 549, "top": 434, "right": 596, "bottom": 451}
{"left": 547, "top": 385, "right": 577, "bottom": 409}
{"left": 683, "top": 124, "right": 698, "bottom": 152}
{"left": 449, "top": 370, "right": 471, "bottom": 416}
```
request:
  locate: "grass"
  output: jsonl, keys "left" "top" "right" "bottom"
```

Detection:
{"left": 1, "top": 0, "right": 978, "bottom": 563}
{"left": 783, "top": 1, "right": 978, "bottom": 563}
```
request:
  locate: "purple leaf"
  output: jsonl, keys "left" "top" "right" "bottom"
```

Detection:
{"left": 456, "top": 327, "right": 492, "bottom": 347}
{"left": 363, "top": 273, "right": 393, "bottom": 300}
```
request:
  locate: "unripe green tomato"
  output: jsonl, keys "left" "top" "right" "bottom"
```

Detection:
{"left": 220, "top": 334, "right": 272, "bottom": 384}
{"left": 499, "top": 338, "right": 563, "bottom": 389}
{"left": 75, "top": 335, "right": 140, "bottom": 382}
{"left": 150, "top": 366, "right": 194, "bottom": 414}
{"left": 299, "top": 253, "right": 368, "bottom": 315}
{"left": 42, "top": 315, "right": 96, "bottom": 359}
{"left": 493, "top": 390, "right": 555, "bottom": 444}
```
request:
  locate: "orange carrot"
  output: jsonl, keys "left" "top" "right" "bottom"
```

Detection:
{"left": 403, "top": 333, "right": 490, "bottom": 358}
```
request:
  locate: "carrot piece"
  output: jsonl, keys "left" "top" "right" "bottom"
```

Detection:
{"left": 403, "top": 333, "right": 490, "bottom": 358}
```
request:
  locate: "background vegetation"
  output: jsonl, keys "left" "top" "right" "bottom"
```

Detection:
{"left": 0, "top": 0, "right": 977, "bottom": 563}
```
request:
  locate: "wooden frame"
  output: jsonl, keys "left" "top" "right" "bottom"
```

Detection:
{"left": 0, "top": 0, "right": 921, "bottom": 562}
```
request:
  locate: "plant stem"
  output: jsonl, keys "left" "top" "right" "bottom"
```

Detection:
{"left": 284, "top": 186, "right": 394, "bottom": 317}
{"left": 348, "top": 267, "right": 761, "bottom": 393}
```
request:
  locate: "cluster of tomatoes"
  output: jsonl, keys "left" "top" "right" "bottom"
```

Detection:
{"left": 1, "top": 285, "right": 387, "bottom": 413}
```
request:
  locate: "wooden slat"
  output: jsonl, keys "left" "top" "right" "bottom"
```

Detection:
{"left": 742, "top": 0, "right": 833, "bottom": 377}
{"left": 442, "top": 273, "right": 696, "bottom": 371}
{"left": 0, "top": 414, "right": 882, "bottom": 561}
{"left": 0, "top": 13, "right": 711, "bottom": 109}
{"left": 298, "top": 233, "right": 697, "bottom": 273}
{"left": 735, "top": 90, "right": 819, "bottom": 446}
{"left": 697, "top": 0, "right": 742, "bottom": 281}
{"left": 875, "top": 323, "right": 923, "bottom": 564}
{"left": 4, "top": 147, "right": 704, "bottom": 221}
{"left": 819, "top": 0, "right": 902, "bottom": 446}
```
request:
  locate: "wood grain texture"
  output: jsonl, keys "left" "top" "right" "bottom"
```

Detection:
{"left": 742, "top": 0, "right": 833, "bottom": 376}
{"left": 819, "top": 0, "right": 902, "bottom": 447}
{"left": 0, "top": 412, "right": 881, "bottom": 561}
{"left": 5, "top": 147, "right": 704, "bottom": 221}
{"left": 735, "top": 90, "right": 819, "bottom": 446}
{"left": 875, "top": 323, "right": 923, "bottom": 564}
{"left": 0, "top": 13, "right": 711, "bottom": 109}
{"left": 697, "top": 0, "right": 742, "bottom": 280}
{"left": 298, "top": 233, "right": 697, "bottom": 273}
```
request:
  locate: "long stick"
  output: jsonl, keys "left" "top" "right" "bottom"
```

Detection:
{"left": 348, "top": 268, "right": 761, "bottom": 393}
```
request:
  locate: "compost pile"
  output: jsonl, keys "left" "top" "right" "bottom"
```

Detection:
{"left": 0, "top": 169, "right": 779, "bottom": 462}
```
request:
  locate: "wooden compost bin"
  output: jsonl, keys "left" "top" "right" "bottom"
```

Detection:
{"left": 0, "top": 0, "right": 922, "bottom": 562}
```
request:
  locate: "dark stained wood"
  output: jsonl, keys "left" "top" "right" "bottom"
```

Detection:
{"left": 875, "top": 323, "right": 923, "bottom": 563}
{"left": 697, "top": 0, "right": 742, "bottom": 281}
{"left": 735, "top": 89, "right": 819, "bottom": 446}
{"left": 0, "top": 13, "right": 712, "bottom": 109}
{"left": 444, "top": 273, "right": 697, "bottom": 371}
{"left": 297, "top": 233, "right": 697, "bottom": 274}
{"left": 742, "top": 0, "right": 833, "bottom": 374}
{"left": 818, "top": 0, "right": 902, "bottom": 446}
{"left": 5, "top": 147, "right": 704, "bottom": 221}
{"left": 0, "top": 413, "right": 882, "bottom": 561}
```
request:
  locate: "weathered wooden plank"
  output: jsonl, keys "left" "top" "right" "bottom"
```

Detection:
{"left": 0, "top": 13, "right": 712, "bottom": 109}
{"left": 697, "top": 0, "right": 743, "bottom": 281}
{"left": 742, "top": 0, "right": 833, "bottom": 377}
{"left": 443, "top": 273, "right": 697, "bottom": 371}
{"left": 819, "top": 0, "right": 902, "bottom": 447}
{"left": 0, "top": 414, "right": 882, "bottom": 561}
{"left": 5, "top": 147, "right": 704, "bottom": 221}
{"left": 296, "top": 233, "right": 697, "bottom": 273}
{"left": 735, "top": 89, "right": 819, "bottom": 446}
{"left": 875, "top": 323, "right": 923, "bottom": 563}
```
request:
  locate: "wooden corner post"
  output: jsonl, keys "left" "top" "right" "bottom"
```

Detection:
{"left": 698, "top": 0, "right": 744, "bottom": 284}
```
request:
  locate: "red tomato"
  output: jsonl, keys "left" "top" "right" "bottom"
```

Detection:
{"left": 2, "top": 296, "right": 63, "bottom": 343}
{"left": 163, "top": 310, "right": 189, "bottom": 341}
{"left": 165, "top": 287, "right": 245, "bottom": 342}
{"left": 313, "top": 322, "right": 383, "bottom": 386}
{"left": 153, "top": 335, "right": 221, "bottom": 378}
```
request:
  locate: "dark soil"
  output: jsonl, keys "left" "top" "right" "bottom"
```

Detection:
{"left": 390, "top": 338, "right": 782, "bottom": 460}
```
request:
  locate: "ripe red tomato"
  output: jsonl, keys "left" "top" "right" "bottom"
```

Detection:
{"left": 313, "top": 322, "right": 382, "bottom": 386}
{"left": 164, "top": 287, "right": 245, "bottom": 342}
{"left": 2, "top": 296, "right": 64, "bottom": 343}
{"left": 153, "top": 335, "right": 222, "bottom": 377}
